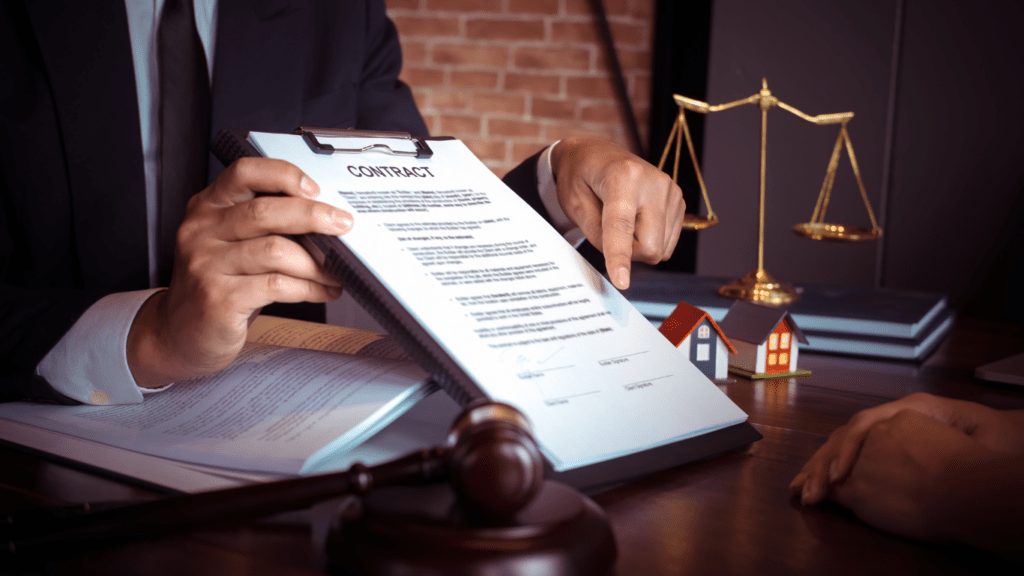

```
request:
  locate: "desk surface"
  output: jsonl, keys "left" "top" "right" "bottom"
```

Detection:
{"left": 3, "top": 318, "right": 1023, "bottom": 575}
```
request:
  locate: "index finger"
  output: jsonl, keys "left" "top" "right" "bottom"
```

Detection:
{"left": 601, "top": 195, "right": 638, "bottom": 290}
{"left": 791, "top": 423, "right": 852, "bottom": 505}
{"left": 204, "top": 157, "right": 321, "bottom": 208}
{"left": 219, "top": 194, "right": 353, "bottom": 242}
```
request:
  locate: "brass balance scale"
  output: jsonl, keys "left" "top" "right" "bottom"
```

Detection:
{"left": 658, "top": 79, "right": 883, "bottom": 306}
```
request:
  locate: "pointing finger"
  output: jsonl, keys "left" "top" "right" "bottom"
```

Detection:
{"left": 601, "top": 195, "right": 638, "bottom": 289}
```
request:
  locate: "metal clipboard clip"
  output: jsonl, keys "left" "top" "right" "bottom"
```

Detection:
{"left": 297, "top": 127, "right": 433, "bottom": 159}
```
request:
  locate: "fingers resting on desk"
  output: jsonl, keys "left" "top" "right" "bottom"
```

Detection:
{"left": 127, "top": 157, "right": 353, "bottom": 389}
{"left": 790, "top": 392, "right": 1024, "bottom": 506}
{"left": 790, "top": 392, "right": 1024, "bottom": 549}
{"left": 550, "top": 137, "right": 685, "bottom": 290}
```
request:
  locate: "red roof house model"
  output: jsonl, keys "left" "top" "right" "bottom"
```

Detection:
{"left": 659, "top": 301, "right": 736, "bottom": 380}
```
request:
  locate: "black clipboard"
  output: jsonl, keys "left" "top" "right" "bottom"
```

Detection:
{"left": 211, "top": 127, "right": 760, "bottom": 494}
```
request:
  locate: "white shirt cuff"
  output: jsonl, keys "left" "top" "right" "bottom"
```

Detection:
{"left": 36, "top": 288, "right": 168, "bottom": 405}
{"left": 537, "top": 141, "right": 586, "bottom": 247}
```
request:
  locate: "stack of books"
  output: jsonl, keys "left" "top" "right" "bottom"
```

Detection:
{"left": 622, "top": 269, "right": 954, "bottom": 362}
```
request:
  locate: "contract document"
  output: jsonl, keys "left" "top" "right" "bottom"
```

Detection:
{"left": 244, "top": 131, "right": 750, "bottom": 475}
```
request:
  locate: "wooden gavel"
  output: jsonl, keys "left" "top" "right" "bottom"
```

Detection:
{"left": 3, "top": 401, "right": 545, "bottom": 560}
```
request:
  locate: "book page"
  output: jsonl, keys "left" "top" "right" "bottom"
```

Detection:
{"left": 249, "top": 133, "right": 748, "bottom": 471}
{"left": 248, "top": 315, "right": 409, "bottom": 361}
{"left": 0, "top": 344, "right": 430, "bottom": 475}
{"left": 0, "top": 419, "right": 264, "bottom": 493}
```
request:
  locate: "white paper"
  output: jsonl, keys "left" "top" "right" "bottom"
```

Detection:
{"left": 0, "top": 389, "right": 458, "bottom": 493}
{"left": 249, "top": 133, "right": 748, "bottom": 471}
{"left": 0, "top": 344, "right": 430, "bottom": 475}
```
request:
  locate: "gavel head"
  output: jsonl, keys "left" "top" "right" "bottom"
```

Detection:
{"left": 445, "top": 401, "right": 545, "bottom": 521}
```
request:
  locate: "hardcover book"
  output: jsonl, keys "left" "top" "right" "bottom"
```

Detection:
{"left": 622, "top": 268, "right": 951, "bottom": 361}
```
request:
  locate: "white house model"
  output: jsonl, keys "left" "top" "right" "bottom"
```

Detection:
{"left": 717, "top": 300, "right": 809, "bottom": 379}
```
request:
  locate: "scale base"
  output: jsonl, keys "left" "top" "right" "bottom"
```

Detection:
{"left": 718, "top": 268, "right": 799, "bottom": 306}
{"left": 325, "top": 480, "right": 616, "bottom": 576}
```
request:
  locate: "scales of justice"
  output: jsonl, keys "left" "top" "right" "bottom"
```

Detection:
{"left": 658, "top": 79, "right": 883, "bottom": 306}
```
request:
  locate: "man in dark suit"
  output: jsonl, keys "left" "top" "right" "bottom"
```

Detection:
{"left": 0, "top": 0, "right": 684, "bottom": 404}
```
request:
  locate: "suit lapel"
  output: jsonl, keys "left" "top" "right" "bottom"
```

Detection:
{"left": 209, "top": 0, "right": 304, "bottom": 180}
{"left": 25, "top": 0, "right": 148, "bottom": 291}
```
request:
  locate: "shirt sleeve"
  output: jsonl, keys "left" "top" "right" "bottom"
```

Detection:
{"left": 536, "top": 141, "right": 586, "bottom": 247}
{"left": 36, "top": 289, "right": 170, "bottom": 405}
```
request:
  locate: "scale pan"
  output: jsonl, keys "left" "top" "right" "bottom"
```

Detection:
{"left": 793, "top": 222, "right": 881, "bottom": 242}
{"left": 682, "top": 214, "right": 719, "bottom": 231}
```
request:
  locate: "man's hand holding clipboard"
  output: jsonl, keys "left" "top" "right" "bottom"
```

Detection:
{"left": 126, "top": 157, "right": 353, "bottom": 389}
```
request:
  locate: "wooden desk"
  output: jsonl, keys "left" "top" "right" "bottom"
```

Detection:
{"left": 3, "top": 318, "right": 1023, "bottom": 575}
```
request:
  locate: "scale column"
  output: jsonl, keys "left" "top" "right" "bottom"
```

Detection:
{"left": 757, "top": 82, "right": 768, "bottom": 273}
{"left": 717, "top": 79, "right": 799, "bottom": 306}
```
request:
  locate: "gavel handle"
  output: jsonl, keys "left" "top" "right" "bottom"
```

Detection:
{"left": 4, "top": 446, "right": 446, "bottom": 560}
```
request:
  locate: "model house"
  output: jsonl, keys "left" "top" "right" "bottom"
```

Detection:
{"left": 658, "top": 301, "right": 736, "bottom": 379}
{"left": 717, "top": 300, "right": 809, "bottom": 378}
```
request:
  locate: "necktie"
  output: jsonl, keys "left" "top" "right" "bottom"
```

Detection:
{"left": 158, "top": 0, "right": 210, "bottom": 286}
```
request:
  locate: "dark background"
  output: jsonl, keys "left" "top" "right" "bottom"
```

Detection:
{"left": 649, "top": 0, "right": 1024, "bottom": 323}
{"left": 647, "top": 0, "right": 714, "bottom": 274}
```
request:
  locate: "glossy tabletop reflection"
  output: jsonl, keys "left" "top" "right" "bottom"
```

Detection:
{"left": 3, "top": 318, "right": 1023, "bottom": 575}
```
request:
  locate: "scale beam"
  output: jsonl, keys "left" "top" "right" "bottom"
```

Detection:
{"left": 659, "top": 79, "right": 883, "bottom": 305}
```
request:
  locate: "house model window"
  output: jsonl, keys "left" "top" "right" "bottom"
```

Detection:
{"left": 696, "top": 344, "right": 710, "bottom": 361}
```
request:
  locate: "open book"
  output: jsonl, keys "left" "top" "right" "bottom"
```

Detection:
{"left": 0, "top": 317, "right": 460, "bottom": 490}
{"left": 212, "top": 129, "right": 757, "bottom": 489}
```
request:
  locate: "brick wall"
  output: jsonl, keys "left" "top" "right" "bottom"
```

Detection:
{"left": 386, "top": 0, "right": 655, "bottom": 176}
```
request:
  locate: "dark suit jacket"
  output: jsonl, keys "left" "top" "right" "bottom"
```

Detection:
{"left": 0, "top": 0, "right": 548, "bottom": 402}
